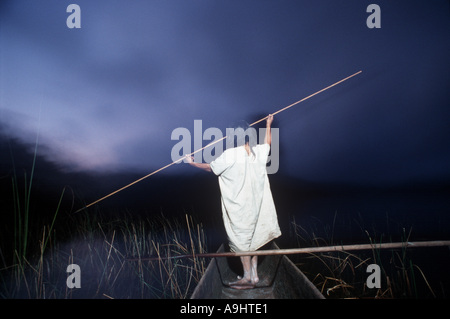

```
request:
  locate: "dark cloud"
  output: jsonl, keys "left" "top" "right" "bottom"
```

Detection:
{"left": 1, "top": 0, "right": 449, "bottom": 188}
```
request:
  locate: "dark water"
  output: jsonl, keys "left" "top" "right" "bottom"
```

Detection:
{"left": 285, "top": 188, "right": 450, "bottom": 243}
{"left": 272, "top": 186, "right": 450, "bottom": 298}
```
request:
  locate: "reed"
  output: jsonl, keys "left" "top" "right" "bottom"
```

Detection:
{"left": 0, "top": 205, "right": 208, "bottom": 298}
{"left": 290, "top": 217, "right": 439, "bottom": 298}
{"left": 1, "top": 149, "right": 208, "bottom": 298}
{"left": 2, "top": 145, "right": 57, "bottom": 298}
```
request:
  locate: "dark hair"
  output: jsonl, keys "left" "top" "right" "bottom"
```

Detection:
{"left": 228, "top": 120, "right": 257, "bottom": 155}
{"left": 233, "top": 120, "right": 250, "bottom": 144}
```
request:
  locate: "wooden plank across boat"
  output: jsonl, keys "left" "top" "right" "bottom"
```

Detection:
{"left": 191, "top": 243, "right": 325, "bottom": 299}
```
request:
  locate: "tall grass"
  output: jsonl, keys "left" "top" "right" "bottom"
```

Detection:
{"left": 290, "top": 216, "right": 439, "bottom": 298}
{"left": 1, "top": 138, "right": 208, "bottom": 299}
{"left": 0, "top": 207, "right": 208, "bottom": 299}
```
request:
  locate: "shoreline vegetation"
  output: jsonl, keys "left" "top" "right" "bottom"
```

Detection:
{"left": 1, "top": 196, "right": 448, "bottom": 298}
{"left": 0, "top": 155, "right": 448, "bottom": 299}
{"left": 0, "top": 209, "right": 209, "bottom": 299}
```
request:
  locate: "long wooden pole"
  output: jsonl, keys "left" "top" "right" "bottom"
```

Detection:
{"left": 126, "top": 240, "right": 450, "bottom": 261}
{"left": 249, "top": 70, "right": 362, "bottom": 126}
{"left": 75, "top": 71, "right": 362, "bottom": 213}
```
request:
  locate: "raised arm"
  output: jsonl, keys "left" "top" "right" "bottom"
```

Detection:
{"left": 264, "top": 114, "right": 274, "bottom": 145}
{"left": 185, "top": 155, "right": 212, "bottom": 172}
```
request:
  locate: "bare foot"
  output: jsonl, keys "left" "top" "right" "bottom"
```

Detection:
{"left": 228, "top": 256, "right": 260, "bottom": 290}
{"left": 229, "top": 277, "right": 255, "bottom": 290}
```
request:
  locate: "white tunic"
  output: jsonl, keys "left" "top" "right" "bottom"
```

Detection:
{"left": 210, "top": 144, "right": 281, "bottom": 252}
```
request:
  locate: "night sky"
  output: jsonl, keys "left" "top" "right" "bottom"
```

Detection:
{"left": 1, "top": 0, "right": 449, "bottom": 190}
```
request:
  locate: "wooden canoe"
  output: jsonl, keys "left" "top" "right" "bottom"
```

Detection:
{"left": 190, "top": 243, "right": 325, "bottom": 299}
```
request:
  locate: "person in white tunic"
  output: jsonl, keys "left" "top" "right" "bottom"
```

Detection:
{"left": 186, "top": 114, "right": 281, "bottom": 289}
